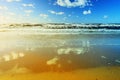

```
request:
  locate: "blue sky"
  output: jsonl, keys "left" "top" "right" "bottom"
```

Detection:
{"left": 0, "top": 0, "right": 120, "bottom": 23}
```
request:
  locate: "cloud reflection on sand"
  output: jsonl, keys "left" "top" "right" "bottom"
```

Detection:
{"left": 0, "top": 52, "right": 25, "bottom": 62}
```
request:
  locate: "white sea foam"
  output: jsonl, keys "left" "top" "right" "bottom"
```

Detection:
{"left": 57, "top": 48, "right": 84, "bottom": 55}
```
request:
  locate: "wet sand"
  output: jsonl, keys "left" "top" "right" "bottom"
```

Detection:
{"left": 0, "top": 29, "right": 120, "bottom": 80}
{"left": 0, "top": 67, "right": 120, "bottom": 80}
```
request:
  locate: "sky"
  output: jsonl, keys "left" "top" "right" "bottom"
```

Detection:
{"left": 0, "top": 0, "right": 120, "bottom": 24}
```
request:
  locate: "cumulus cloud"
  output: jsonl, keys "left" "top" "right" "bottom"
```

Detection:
{"left": 22, "top": 4, "right": 34, "bottom": 8}
{"left": 24, "top": 10, "right": 33, "bottom": 13}
{"left": 63, "top": 17, "right": 67, "bottom": 20}
{"left": 8, "top": 12, "right": 16, "bottom": 16}
{"left": 83, "top": 10, "right": 91, "bottom": 15}
{"left": 0, "top": 6, "right": 8, "bottom": 10}
{"left": 39, "top": 14, "right": 48, "bottom": 19}
{"left": 103, "top": 15, "right": 108, "bottom": 19}
{"left": 25, "top": 13, "right": 31, "bottom": 17}
{"left": 49, "top": 10, "right": 64, "bottom": 15}
{"left": 68, "top": 14, "right": 71, "bottom": 17}
{"left": 6, "top": 0, "right": 21, "bottom": 2}
{"left": 0, "top": 16, "right": 11, "bottom": 23}
{"left": 56, "top": 0, "right": 91, "bottom": 8}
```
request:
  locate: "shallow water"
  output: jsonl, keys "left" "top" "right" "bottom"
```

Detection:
{"left": 0, "top": 29, "right": 120, "bottom": 79}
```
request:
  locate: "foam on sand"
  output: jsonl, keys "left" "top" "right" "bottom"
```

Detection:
{"left": 57, "top": 48, "right": 85, "bottom": 55}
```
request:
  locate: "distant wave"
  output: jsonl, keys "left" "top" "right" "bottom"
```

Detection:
{"left": 0, "top": 28, "right": 120, "bottom": 34}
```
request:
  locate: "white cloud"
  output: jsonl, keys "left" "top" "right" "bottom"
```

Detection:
{"left": 63, "top": 17, "right": 67, "bottom": 20}
{"left": 24, "top": 10, "right": 33, "bottom": 13}
{"left": 49, "top": 10, "right": 64, "bottom": 15}
{"left": 39, "top": 14, "right": 48, "bottom": 19}
{"left": 22, "top": 4, "right": 34, "bottom": 8}
{"left": 83, "top": 10, "right": 91, "bottom": 15}
{"left": 76, "top": 16, "right": 79, "bottom": 18}
{"left": 0, "top": 15, "right": 11, "bottom": 24}
{"left": 103, "top": 15, "right": 108, "bottom": 19}
{"left": 56, "top": 0, "right": 91, "bottom": 8}
{"left": 6, "top": 0, "right": 21, "bottom": 2}
{"left": 26, "top": 14, "right": 30, "bottom": 17}
{"left": 68, "top": 14, "right": 71, "bottom": 17}
{"left": 8, "top": 12, "right": 16, "bottom": 16}
{"left": 0, "top": 6, "right": 8, "bottom": 10}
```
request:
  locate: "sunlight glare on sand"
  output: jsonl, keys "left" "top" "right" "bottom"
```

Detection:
{"left": 47, "top": 57, "right": 59, "bottom": 65}
{"left": 3, "top": 55, "right": 10, "bottom": 61}
{"left": 19, "top": 52, "right": 25, "bottom": 57}
{"left": 11, "top": 52, "right": 19, "bottom": 60}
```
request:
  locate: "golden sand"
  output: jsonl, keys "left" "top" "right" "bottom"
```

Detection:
{"left": 0, "top": 66, "right": 120, "bottom": 80}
